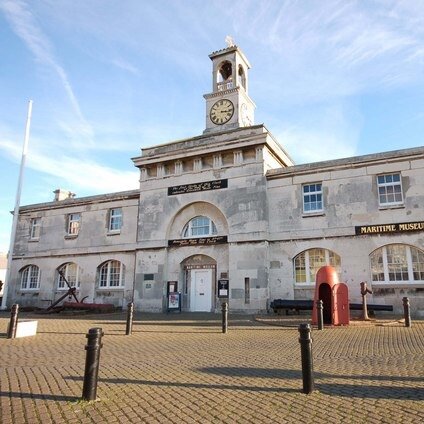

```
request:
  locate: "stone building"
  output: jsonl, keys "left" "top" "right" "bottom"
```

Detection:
{"left": 0, "top": 252, "right": 7, "bottom": 298}
{"left": 5, "top": 44, "right": 424, "bottom": 316}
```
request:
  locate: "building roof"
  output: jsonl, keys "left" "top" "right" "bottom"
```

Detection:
{"left": 267, "top": 145, "right": 424, "bottom": 179}
{"left": 18, "top": 189, "right": 139, "bottom": 213}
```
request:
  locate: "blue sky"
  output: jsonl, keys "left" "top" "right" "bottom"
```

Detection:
{"left": 1, "top": 0, "right": 424, "bottom": 253}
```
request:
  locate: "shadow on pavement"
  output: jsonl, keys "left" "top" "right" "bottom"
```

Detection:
{"left": 65, "top": 376, "right": 299, "bottom": 394}
{"left": 200, "top": 366, "right": 424, "bottom": 383}
{"left": 199, "top": 367, "right": 424, "bottom": 399}
{"left": 0, "top": 391, "right": 80, "bottom": 402}
{"left": 65, "top": 372, "right": 423, "bottom": 400}
{"left": 317, "top": 384, "right": 424, "bottom": 400}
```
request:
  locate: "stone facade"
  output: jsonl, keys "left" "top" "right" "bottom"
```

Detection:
{"left": 0, "top": 253, "right": 6, "bottom": 297}
{"left": 4, "top": 45, "right": 424, "bottom": 316}
{"left": 7, "top": 190, "right": 139, "bottom": 309}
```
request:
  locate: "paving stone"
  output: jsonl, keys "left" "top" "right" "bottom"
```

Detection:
{"left": 0, "top": 311, "right": 423, "bottom": 423}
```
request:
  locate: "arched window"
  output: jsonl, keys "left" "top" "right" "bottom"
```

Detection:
{"left": 98, "top": 260, "right": 123, "bottom": 288}
{"left": 238, "top": 65, "right": 246, "bottom": 89}
{"left": 217, "top": 61, "right": 233, "bottom": 90}
{"left": 294, "top": 248, "right": 341, "bottom": 284}
{"left": 20, "top": 265, "right": 40, "bottom": 290}
{"left": 182, "top": 216, "right": 217, "bottom": 238}
{"left": 57, "top": 262, "right": 80, "bottom": 290}
{"left": 370, "top": 244, "right": 424, "bottom": 284}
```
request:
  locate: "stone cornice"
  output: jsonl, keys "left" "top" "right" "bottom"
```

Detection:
{"left": 203, "top": 87, "right": 239, "bottom": 99}
{"left": 266, "top": 145, "right": 424, "bottom": 179}
{"left": 18, "top": 190, "right": 140, "bottom": 214}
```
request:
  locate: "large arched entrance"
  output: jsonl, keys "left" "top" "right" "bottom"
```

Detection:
{"left": 181, "top": 255, "right": 216, "bottom": 312}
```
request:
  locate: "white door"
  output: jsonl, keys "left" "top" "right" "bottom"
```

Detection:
{"left": 190, "top": 269, "right": 212, "bottom": 311}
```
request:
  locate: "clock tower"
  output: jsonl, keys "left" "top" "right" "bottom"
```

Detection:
{"left": 204, "top": 41, "right": 255, "bottom": 133}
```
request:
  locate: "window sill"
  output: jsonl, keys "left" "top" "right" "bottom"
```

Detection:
{"left": 378, "top": 204, "right": 405, "bottom": 211}
{"left": 28, "top": 238, "right": 40, "bottom": 243}
{"left": 294, "top": 284, "right": 315, "bottom": 289}
{"left": 107, "top": 230, "right": 121, "bottom": 236}
{"left": 56, "top": 288, "right": 80, "bottom": 292}
{"left": 96, "top": 288, "right": 124, "bottom": 291}
{"left": 371, "top": 282, "right": 424, "bottom": 289}
{"left": 20, "top": 290, "right": 39, "bottom": 294}
{"left": 302, "top": 212, "right": 325, "bottom": 218}
{"left": 64, "top": 234, "right": 78, "bottom": 240}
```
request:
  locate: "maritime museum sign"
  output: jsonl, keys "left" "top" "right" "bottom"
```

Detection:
{"left": 355, "top": 221, "right": 424, "bottom": 235}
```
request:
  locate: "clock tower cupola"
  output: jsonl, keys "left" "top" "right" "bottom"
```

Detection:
{"left": 204, "top": 38, "right": 256, "bottom": 133}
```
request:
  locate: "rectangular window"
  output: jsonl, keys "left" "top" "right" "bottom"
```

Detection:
{"left": 244, "top": 277, "right": 250, "bottom": 304}
{"left": 30, "top": 218, "right": 41, "bottom": 239}
{"left": 303, "top": 183, "right": 323, "bottom": 213}
{"left": 67, "top": 213, "right": 81, "bottom": 235}
{"left": 109, "top": 208, "right": 122, "bottom": 232}
{"left": 377, "top": 173, "right": 403, "bottom": 206}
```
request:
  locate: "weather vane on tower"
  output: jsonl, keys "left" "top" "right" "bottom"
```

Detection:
{"left": 225, "top": 35, "right": 235, "bottom": 47}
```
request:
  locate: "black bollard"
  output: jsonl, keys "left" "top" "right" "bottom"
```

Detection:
{"left": 7, "top": 304, "right": 19, "bottom": 339}
{"left": 222, "top": 302, "right": 228, "bottom": 334}
{"left": 298, "top": 323, "right": 314, "bottom": 394}
{"left": 125, "top": 302, "right": 134, "bottom": 335}
{"left": 82, "top": 327, "right": 104, "bottom": 401}
{"left": 403, "top": 297, "right": 411, "bottom": 328}
{"left": 316, "top": 300, "right": 324, "bottom": 330}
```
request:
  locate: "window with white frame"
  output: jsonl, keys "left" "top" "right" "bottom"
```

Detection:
{"left": 182, "top": 216, "right": 217, "bottom": 238}
{"left": 370, "top": 244, "right": 424, "bottom": 284}
{"left": 303, "top": 183, "right": 323, "bottom": 213}
{"left": 20, "top": 265, "right": 40, "bottom": 290}
{"left": 67, "top": 213, "right": 81, "bottom": 235}
{"left": 30, "top": 217, "right": 41, "bottom": 239}
{"left": 57, "top": 262, "right": 80, "bottom": 290}
{"left": 294, "top": 248, "right": 341, "bottom": 284}
{"left": 377, "top": 173, "right": 403, "bottom": 206}
{"left": 108, "top": 208, "right": 122, "bottom": 232}
{"left": 98, "top": 260, "right": 123, "bottom": 288}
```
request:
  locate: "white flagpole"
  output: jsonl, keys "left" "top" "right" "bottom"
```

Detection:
{"left": 1, "top": 100, "right": 33, "bottom": 310}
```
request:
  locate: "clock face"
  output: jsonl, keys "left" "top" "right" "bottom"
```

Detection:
{"left": 210, "top": 99, "right": 234, "bottom": 125}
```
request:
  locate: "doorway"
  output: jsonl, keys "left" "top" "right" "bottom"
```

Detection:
{"left": 190, "top": 269, "right": 213, "bottom": 312}
{"left": 319, "top": 283, "right": 332, "bottom": 324}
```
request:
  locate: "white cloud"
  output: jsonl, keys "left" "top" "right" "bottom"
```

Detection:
{"left": 228, "top": 0, "right": 424, "bottom": 104}
{"left": 0, "top": 136, "right": 138, "bottom": 193}
{"left": 0, "top": 0, "right": 94, "bottom": 146}
{"left": 32, "top": 155, "right": 139, "bottom": 193}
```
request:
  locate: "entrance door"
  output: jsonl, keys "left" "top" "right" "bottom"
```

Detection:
{"left": 319, "top": 283, "right": 333, "bottom": 324}
{"left": 190, "top": 269, "right": 212, "bottom": 311}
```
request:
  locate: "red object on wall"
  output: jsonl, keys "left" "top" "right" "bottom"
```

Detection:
{"left": 312, "top": 266, "right": 350, "bottom": 326}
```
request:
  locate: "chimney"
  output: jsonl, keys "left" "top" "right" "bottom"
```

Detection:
{"left": 53, "top": 189, "right": 76, "bottom": 201}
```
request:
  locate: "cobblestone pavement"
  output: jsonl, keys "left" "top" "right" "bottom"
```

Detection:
{"left": 1, "top": 311, "right": 423, "bottom": 423}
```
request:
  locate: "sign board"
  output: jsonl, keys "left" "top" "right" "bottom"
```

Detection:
{"left": 167, "top": 281, "right": 178, "bottom": 295}
{"left": 355, "top": 221, "right": 424, "bottom": 236}
{"left": 168, "top": 179, "right": 228, "bottom": 196}
{"left": 167, "top": 292, "right": 181, "bottom": 312}
{"left": 168, "top": 235, "right": 227, "bottom": 247}
{"left": 218, "top": 279, "right": 229, "bottom": 298}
